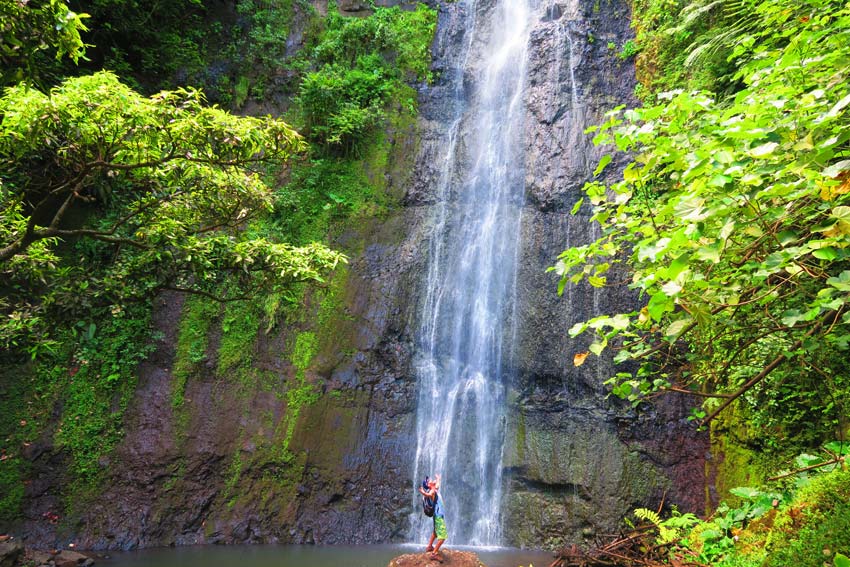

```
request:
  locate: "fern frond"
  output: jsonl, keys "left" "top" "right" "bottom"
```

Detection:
{"left": 634, "top": 508, "right": 663, "bottom": 527}
{"left": 658, "top": 525, "right": 680, "bottom": 544}
{"left": 664, "top": 512, "right": 701, "bottom": 529}
{"left": 668, "top": 0, "right": 725, "bottom": 34}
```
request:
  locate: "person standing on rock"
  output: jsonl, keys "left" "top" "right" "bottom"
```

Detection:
{"left": 418, "top": 473, "right": 447, "bottom": 561}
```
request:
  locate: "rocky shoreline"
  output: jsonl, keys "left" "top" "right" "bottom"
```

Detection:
{"left": 0, "top": 536, "right": 96, "bottom": 567}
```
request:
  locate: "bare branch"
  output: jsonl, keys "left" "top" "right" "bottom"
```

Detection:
{"left": 700, "top": 309, "right": 841, "bottom": 426}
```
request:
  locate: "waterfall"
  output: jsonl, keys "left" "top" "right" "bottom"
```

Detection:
{"left": 409, "top": 0, "right": 535, "bottom": 546}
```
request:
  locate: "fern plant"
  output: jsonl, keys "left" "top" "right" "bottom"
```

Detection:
{"left": 634, "top": 508, "right": 701, "bottom": 545}
{"left": 664, "top": 0, "right": 755, "bottom": 68}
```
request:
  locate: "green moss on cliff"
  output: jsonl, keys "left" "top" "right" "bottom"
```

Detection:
{"left": 172, "top": 297, "right": 219, "bottom": 409}
{"left": 54, "top": 305, "right": 157, "bottom": 484}
{"left": 217, "top": 302, "right": 261, "bottom": 377}
{"left": 0, "top": 363, "right": 41, "bottom": 526}
{"left": 708, "top": 407, "right": 775, "bottom": 509}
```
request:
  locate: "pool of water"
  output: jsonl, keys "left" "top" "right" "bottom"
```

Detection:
{"left": 99, "top": 544, "right": 554, "bottom": 567}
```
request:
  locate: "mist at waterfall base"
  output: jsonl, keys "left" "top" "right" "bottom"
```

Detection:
{"left": 101, "top": 545, "right": 555, "bottom": 567}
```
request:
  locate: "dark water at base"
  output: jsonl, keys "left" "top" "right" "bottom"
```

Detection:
{"left": 100, "top": 544, "right": 554, "bottom": 567}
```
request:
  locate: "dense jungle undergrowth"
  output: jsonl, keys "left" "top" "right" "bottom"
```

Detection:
{"left": 557, "top": 0, "right": 850, "bottom": 564}
{"left": 0, "top": 0, "right": 436, "bottom": 532}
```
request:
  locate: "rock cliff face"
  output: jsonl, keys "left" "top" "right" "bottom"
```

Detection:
{"left": 504, "top": 0, "right": 709, "bottom": 548}
{"left": 16, "top": 0, "right": 708, "bottom": 551}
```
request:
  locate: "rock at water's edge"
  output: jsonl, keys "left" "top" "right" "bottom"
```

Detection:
{"left": 0, "top": 539, "right": 24, "bottom": 567}
{"left": 388, "top": 549, "right": 486, "bottom": 567}
{"left": 53, "top": 549, "right": 96, "bottom": 567}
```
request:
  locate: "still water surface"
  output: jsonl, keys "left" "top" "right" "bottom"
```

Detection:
{"left": 103, "top": 544, "right": 554, "bottom": 567}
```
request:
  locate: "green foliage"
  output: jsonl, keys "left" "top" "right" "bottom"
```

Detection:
{"left": 295, "top": 3, "right": 436, "bottom": 154}
{"left": 760, "top": 468, "right": 850, "bottom": 567}
{"left": 635, "top": 507, "right": 700, "bottom": 544}
{"left": 0, "top": 71, "right": 344, "bottom": 355}
{"left": 53, "top": 304, "right": 157, "bottom": 482}
{"left": 313, "top": 4, "right": 436, "bottom": 83}
{"left": 556, "top": 0, "right": 850, "bottom": 443}
{"left": 65, "top": 0, "right": 209, "bottom": 89}
{"left": 631, "top": 0, "right": 743, "bottom": 95}
{"left": 273, "top": 156, "right": 388, "bottom": 244}
{"left": 617, "top": 39, "right": 641, "bottom": 60}
{"left": 0, "top": 0, "right": 88, "bottom": 87}
{"left": 172, "top": 296, "right": 219, "bottom": 409}
{"left": 217, "top": 302, "right": 261, "bottom": 376}
{"left": 0, "top": 363, "right": 45, "bottom": 526}
{"left": 0, "top": 300, "right": 158, "bottom": 526}
{"left": 297, "top": 56, "right": 390, "bottom": 154}
{"left": 628, "top": 444, "right": 850, "bottom": 566}
{"left": 235, "top": 0, "right": 297, "bottom": 72}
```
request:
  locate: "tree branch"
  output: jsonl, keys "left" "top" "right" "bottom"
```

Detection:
{"left": 767, "top": 456, "right": 846, "bottom": 481}
{"left": 700, "top": 309, "right": 840, "bottom": 426}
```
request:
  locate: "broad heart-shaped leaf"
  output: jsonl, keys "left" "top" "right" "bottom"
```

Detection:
{"left": 749, "top": 142, "right": 778, "bottom": 157}
{"left": 665, "top": 317, "right": 692, "bottom": 339}
{"left": 568, "top": 321, "right": 588, "bottom": 337}
{"left": 594, "top": 154, "right": 613, "bottom": 176}
{"left": 813, "top": 247, "right": 839, "bottom": 260}
{"left": 729, "top": 486, "right": 760, "bottom": 500}
{"left": 832, "top": 205, "right": 850, "bottom": 227}
{"left": 828, "top": 270, "right": 850, "bottom": 291}
{"left": 647, "top": 291, "right": 674, "bottom": 321}
{"left": 637, "top": 237, "right": 671, "bottom": 262}
{"left": 795, "top": 453, "right": 824, "bottom": 468}
{"left": 589, "top": 339, "right": 607, "bottom": 355}
{"left": 698, "top": 528, "right": 724, "bottom": 542}
{"left": 835, "top": 552, "right": 850, "bottom": 567}
{"left": 674, "top": 194, "right": 706, "bottom": 221}
{"left": 781, "top": 309, "right": 804, "bottom": 327}
{"left": 824, "top": 441, "right": 850, "bottom": 456}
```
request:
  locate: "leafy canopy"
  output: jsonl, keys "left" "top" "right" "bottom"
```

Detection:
{"left": 556, "top": 0, "right": 850, "bottom": 435}
{"left": 0, "top": 71, "right": 345, "bottom": 353}
{"left": 0, "top": 0, "right": 89, "bottom": 87}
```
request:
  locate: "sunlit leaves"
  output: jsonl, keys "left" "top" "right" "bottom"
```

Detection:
{"left": 555, "top": 0, "right": 850, "bottom": 426}
{"left": 0, "top": 0, "right": 89, "bottom": 87}
{"left": 0, "top": 72, "right": 344, "bottom": 351}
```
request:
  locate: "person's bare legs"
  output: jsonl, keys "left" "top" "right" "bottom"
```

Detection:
{"left": 429, "top": 538, "right": 445, "bottom": 562}
{"left": 425, "top": 532, "right": 436, "bottom": 552}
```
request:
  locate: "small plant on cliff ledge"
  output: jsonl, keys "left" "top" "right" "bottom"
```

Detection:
{"left": 617, "top": 39, "right": 641, "bottom": 59}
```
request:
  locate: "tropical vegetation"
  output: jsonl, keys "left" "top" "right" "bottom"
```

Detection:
{"left": 0, "top": 0, "right": 435, "bottom": 527}
{"left": 557, "top": 0, "right": 850, "bottom": 564}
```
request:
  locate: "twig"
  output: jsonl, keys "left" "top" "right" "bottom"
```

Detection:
{"left": 768, "top": 456, "right": 845, "bottom": 481}
{"left": 700, "top": 311, "right": 836, "bottom": 426}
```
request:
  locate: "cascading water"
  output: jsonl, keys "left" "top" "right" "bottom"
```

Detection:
{"left": 409, "top": 0, "right": 535, "bottom": 546}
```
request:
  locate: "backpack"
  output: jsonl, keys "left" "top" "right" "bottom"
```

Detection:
{"left": 421, "top": 477, "right": 437, "bottom": 517}
{"left": 423, "top": 494, "right": 436, "bottom": 517}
